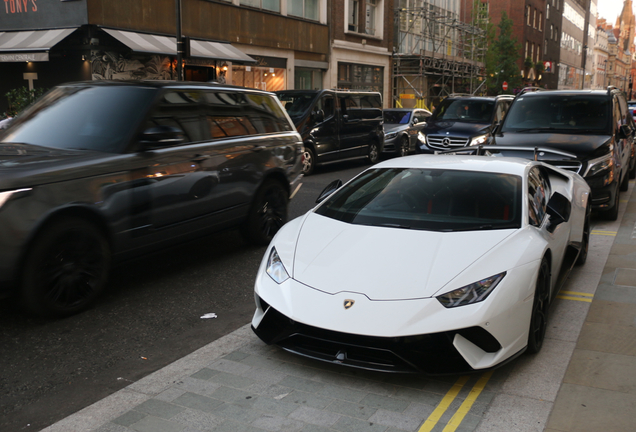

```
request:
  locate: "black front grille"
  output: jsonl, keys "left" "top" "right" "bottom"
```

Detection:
{"left": 252, "top": 300, "right": 503, "bottom": 375}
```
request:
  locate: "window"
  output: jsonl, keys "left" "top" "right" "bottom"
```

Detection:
{"left": 316, "top": 95, "right": 335, "bottom": 119}
{"left": 527, "top": 5, "right": 531, "bottom": 25}
{"left": 539, "top": 12, "right": 543, "bottom": 31}
{"left": 241, "top": 0, "right": 280, "bottom": 13}
{"left": 550, "top": 24, "right": 553, "bottom": 39}
{"left": 525, "top": 41, "right": 529, "bottom": 59}
{"left": 288, "top": 0, "right": 319, "bottom": 20}
{"left": 366, "top": 0, "right": 376, "bottom": 35}
{"left": 530, "top": 43, "right": 534, "bottom": 62}
{"left": 533, "top": 9, "right": 537, "bottom": 28}
{"left": 348, "top": 0, "right": 359, "bottom": 31}
{"left": 150, "top": 91, "right": 204, "bottom": 144}
{"left": 547, "top": 4, "right": 550, "bottom": 19}
{"left": 537, "top": 45, "right": 541, "bottom": 63}
{"left": 528, "top": 167, "right": 550, "bottom": 226}
{"left": 338, "top": 63, "right": 384, "bottom": 94}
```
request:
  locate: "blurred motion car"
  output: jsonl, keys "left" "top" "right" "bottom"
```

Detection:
{"left": 0, "top": 81, "right": 303, "bottom": 317}
{"left": 491, "top": 87, "right": 635, "bottom": 220}
{"left": 252, "top": 155, "right": 590, "bottom": 374}
{"left": 382, "top": 108, "right": 431, "bottom": 156}
{"left": 418, "top": 94, "right": 513, "bottom": 153}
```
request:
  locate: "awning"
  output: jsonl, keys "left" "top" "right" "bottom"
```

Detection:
{"left": 0, "top": 28, "right": 77, "bottom": 62}
{"left": 102, "top": 28, "right": 255, "bottom": 64}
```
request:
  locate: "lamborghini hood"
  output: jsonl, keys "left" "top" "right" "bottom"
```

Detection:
{"left": 291, "top": 212, "right": 516, "bottom": 301}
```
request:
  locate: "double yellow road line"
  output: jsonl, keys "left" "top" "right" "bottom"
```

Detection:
{"left": 419, "top": 371, "right": 493, "bottom": 432}
{"left": 556, "top": 290, "right": 594, "bottom": 303}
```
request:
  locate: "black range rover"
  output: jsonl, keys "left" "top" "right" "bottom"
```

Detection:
{"left": 0, "top": 81, "right": 303, "bottom": 316}
{"left": 492, "top": 87, "right": 636, "bottom": 220}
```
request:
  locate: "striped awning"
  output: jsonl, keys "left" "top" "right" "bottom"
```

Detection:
{"left": 0, "top": 28, "right": 77, "bottom": 62}
{"left": 103, "top": 28, "right": 255, "bottom": 63}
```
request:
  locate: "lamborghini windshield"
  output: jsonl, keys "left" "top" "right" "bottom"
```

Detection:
{"left": 315, "top": 168, "right": 522, "bottom": 231}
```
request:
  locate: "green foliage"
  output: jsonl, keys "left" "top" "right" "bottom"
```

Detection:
{"left": 535, "top": 61, "right": 545, "bottom": 74}
{"left": 524, "top": 57, "right": 534, "bottom": 69}
{"left": 485, "top": 11, "right": 522, "bottom": 95}
{"left": 5, "top": 86, "right": 47, "bottom": 117}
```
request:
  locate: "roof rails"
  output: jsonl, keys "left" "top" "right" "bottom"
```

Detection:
{"left": 516, "top": 87, "right": 544, "bottom": 98}
{"left": 447, "top": 93, "right": 473, "bottom": 97}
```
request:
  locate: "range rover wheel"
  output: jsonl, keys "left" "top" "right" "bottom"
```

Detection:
{"left": 242, "top": 180, "right": 288, "bottom": 246}
{"left": 21, "top": 217, "right": 111, "bottom": 317}
{"left": 302, "top": 146, "right": 316, "bottom": 176}
{"left": 368, "top": 141, "right": 380, "bottom": 165}
{"left": 399, "top": 136, "right": 410, "bottom": 157}
{"left": 527, "top": 258, "right": 550, "bottom": 354}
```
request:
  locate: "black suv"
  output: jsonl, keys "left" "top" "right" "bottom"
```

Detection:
{"left": 418, "top": 94, "right": 513, "bottom": 152}
{"left": 276, "top": 90, "right": 384, "bottom": 175}
{"left": 0, "top": 81, "right": 303, "bottom": 316}
{"left": 492, "top": 87, "right": 636, "bottom": 220}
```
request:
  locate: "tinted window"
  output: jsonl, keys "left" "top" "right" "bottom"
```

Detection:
{"left": 315, "top": 168, "right": 521, "bottom": 232}
{"left": 503, "top": 94, "right": 610, "bottom": 133}
{"left": 315, "top": 95, "right": 334, "bottom": 119}
{"left": 276, "top": 91, "right": 317, "bottom": 123}
{"left": 384, "top": 110, "right": 412, "bottom": 124}
{"left": 243, "top": 93, "right": 294, "bottom": 134}
{"left": 528, "top": 167, "right": 550, "bottom": 226}
{"left": 340, "top": 94, "right": 382, "bottom": 121}
{"left": 3, "top": 86, "right": 156, "bottom": 153}
{"left": 147, "top": 91, "right": 205, "bottom": 144}
{"left": 432, "top": 99, "right": 495, "bottom": 123}
{"left": 203, "top": 91, "right": 257, "bottom": 138}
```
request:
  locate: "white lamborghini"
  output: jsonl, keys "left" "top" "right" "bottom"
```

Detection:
{"left": 251, "top": 155, "right": 591, "bottom": 374}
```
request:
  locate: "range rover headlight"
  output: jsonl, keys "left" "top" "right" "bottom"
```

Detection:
{"left": 437, "top": 272, "right": 506, "bottom": 308}
{"left": 266, "top": 247, "right": 290, "bottom": 284}
{"left": 469, "top": 134, "right": 489, "bottom": 146}
{"left": 0, "top": 188, "right": 32, "bottom": 209}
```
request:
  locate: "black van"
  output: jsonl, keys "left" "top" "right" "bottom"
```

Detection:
{"left": 276, "top": 90, "right": 384, "bottom": 174}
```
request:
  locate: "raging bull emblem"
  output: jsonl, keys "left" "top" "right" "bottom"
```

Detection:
{"left": 344, "top": 299, "right": 355, "bottom": 310}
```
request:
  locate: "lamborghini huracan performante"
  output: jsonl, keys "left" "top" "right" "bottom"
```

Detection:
{"left": 252, "top": 155, "right": 591, "bottom": 374}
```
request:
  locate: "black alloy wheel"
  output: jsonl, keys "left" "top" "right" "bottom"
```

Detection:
{"left": 302, "top": 146, "right": 315, "bottom": 176}
{"left": 527, "top": 258, "right": 550, "bottom": 354}
{"left": 243, "top": 180, "right": 289, "bottom": 246}
{"left": 576, "top": 206, "right": 591, "bottom": 266}
{"left": 21, "top": 217, "right": 111, "bottom": 317}
{"left": 399, "top": 136, "right": 410, "bottom": 157}
{"left": 368, "top": 141, "right": 380, "bottom": 165}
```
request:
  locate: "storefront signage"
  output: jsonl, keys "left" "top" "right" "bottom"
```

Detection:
{"left": 0, "top": 0, "right": 87, "bottom": 31}
{"left": 3, "top": 0, "right": 38, "bottom": 14}
{"left": 0, "top": 51, "right": 48, "bottom": 62}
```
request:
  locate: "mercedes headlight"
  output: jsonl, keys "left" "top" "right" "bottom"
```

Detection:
{"left": 583, "top": 150, "right": 614, "bottom": 178}
{"left": 266, "top": 247, "right": 290, "bottom": 284}
{"left": 418, "top": 131, "right": 427, "bottom": 143}
{"left": 469, "top": 134, "right": 489, "bottom": 146}
{"left": 437, "top": 272, "right": 506, "bottom": 308}
{"left": 385, "top": 132, "right": 398, "bottom": 140}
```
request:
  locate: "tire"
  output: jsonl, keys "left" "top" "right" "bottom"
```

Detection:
{"left": 302, "top": 146, "right": 316, "bottom": 176}
{"left": 368, "top": 141, "right": 380, "bottom": 165}
{"left": 527, "top": 258, "right": 550, "bottom": 354}
{"left": 576, "top": 206, "right": 591, "bottom": 266}
{"left": 602, "top": 184, "right": 620, "bottom": 221}
{"left": 620, "top": 170, "right": 630, "bottom": 192}
{"left": 242, "top": 180, "right": 288, "bottom": 246}
{"left": 399, "top": 136, "right": 410, "bottom": 157}
{"left": 20, "top": 217, "right": 110, "bottom": 317}
{"left": 630, "top": 156, "right": 636, "bottom": 179}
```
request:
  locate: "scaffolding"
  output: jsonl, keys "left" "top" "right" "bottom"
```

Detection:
{"left": 393, "top": 1, "right": 488, "bottom": 109}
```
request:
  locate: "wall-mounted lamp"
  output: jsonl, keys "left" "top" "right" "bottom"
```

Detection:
{"left": 81, "top": 55, "right": 86, "bottom": 61}
{"left": 221, "top": 62, "right": 228, "bottom": 71}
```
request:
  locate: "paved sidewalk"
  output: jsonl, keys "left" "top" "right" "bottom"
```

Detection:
{"left": 40, "top": 181, "right": 636, "bottom": 432}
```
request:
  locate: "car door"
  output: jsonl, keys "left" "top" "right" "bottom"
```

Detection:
{"left": 528, "top": 166, "right": 569, "bottom": 295}
{"left": 338, "top": 94, "right": 368, "bottom": 158}
{"left": 310, "top": 94, "right": 339, "bottom": 163}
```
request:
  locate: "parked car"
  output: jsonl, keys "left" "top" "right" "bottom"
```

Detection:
{"left": 491, "top": 87, "right": 635, "bottom": 220}
{"left": 628, "top": 100, "right": 636, "bottom": 117}
{"left": 252, "top": 155, "right": 590, "bottom": 374}
{"left": 276, "top": 89, "right": 384, "bottom": 175}
{"left": 0, "top": 81, "right": 304, "bottom": 317}
{"left": 418, "top": 94, "right": 513, "bottom": 152}
{"left": 382, "top": 108, "right": 431, "bottom": 156}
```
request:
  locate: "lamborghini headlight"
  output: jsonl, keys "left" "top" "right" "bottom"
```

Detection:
{"left": 266, "top": 247, "right": 290, "bottom": 284}
{"left": 0, "top": 188, "right": 32, "bottom": 209}
{"left": 469, "top": 134, "right": 489, "bottom": 146}
{"left": 436, "top": 272, "right": 506, "bottom": 308}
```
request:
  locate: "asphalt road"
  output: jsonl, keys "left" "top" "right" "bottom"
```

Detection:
{"left": 0, "top": 159, "right": 369, "bottom": 432}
